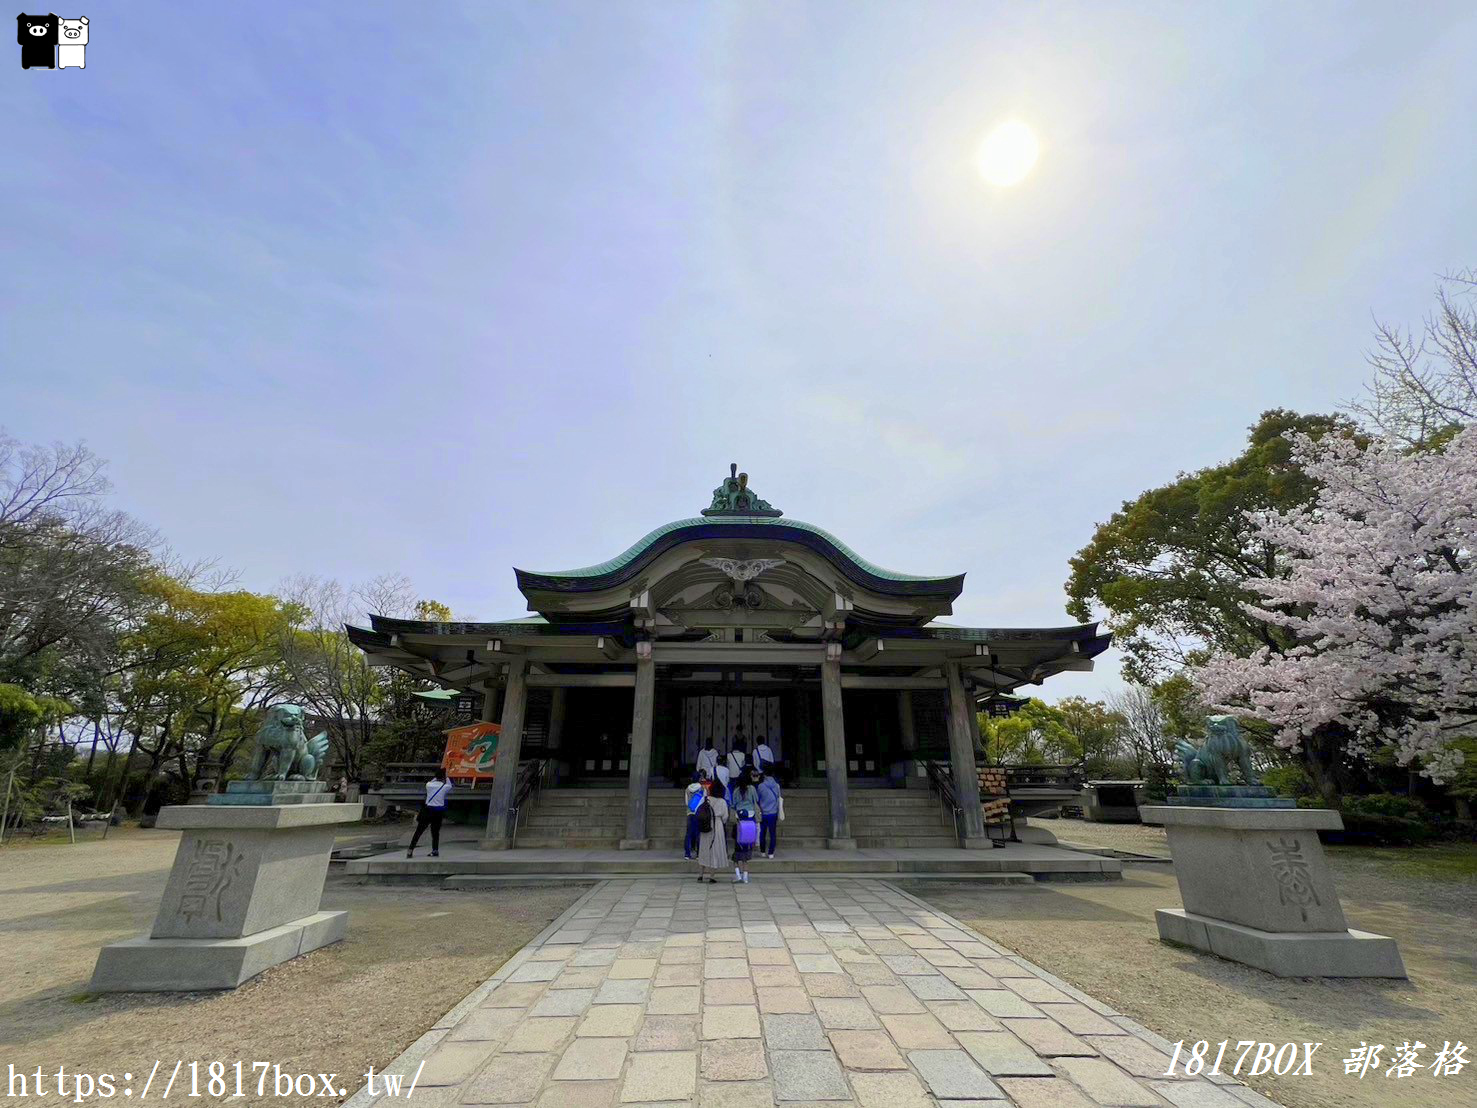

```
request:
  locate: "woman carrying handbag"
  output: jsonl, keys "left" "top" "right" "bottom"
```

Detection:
{"left": 695, "top": 779, "right": 730, "bottom": 883}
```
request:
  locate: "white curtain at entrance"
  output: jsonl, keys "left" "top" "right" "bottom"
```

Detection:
{"left": 682, "top": 696, "right": 782, "bottom": 764}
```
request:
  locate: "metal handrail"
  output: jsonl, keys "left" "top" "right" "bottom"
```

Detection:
{"left": 507, "top": 759, "right": 549, "bottom": 848}
{"left": 928, "top": 759, "right": 1019, "bottom": 848}
{"left": 923, "top": 760, "right": 966, "bottom": 849}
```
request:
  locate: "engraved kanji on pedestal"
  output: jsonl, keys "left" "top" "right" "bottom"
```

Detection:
{"left": 91, "top": 703, "right": 362, "bottom": 992}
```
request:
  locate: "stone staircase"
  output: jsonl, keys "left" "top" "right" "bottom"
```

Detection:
{"left": 513, "top": 786, "right": 959, "bottom": 850}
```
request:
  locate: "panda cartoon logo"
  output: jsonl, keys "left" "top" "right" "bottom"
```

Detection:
{"left": 57, "top": 15, "right": 85, "bottom": 68}
{"left": 17, "top": 13, "right": 58, "bottom": 69}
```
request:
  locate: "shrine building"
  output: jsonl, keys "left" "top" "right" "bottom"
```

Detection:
{"left": 348, "top": 466, "right": 1109, "bottom": 851}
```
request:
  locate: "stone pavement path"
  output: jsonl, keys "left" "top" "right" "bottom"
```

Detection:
{"left": 349, "top": 878, "right": 1280, "bottom": 1107}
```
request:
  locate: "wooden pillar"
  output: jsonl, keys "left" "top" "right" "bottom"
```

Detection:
{"left": 821, "top": 647, "right": 855, "bottom": 847}
{"left": 793, "top": 688, "right": 814, "bottom": 779}
{"left": 547, "top": 688, "right": 567, "bottom": 750}
{"left": 484, "top": 657, "right": 528, "bottom": 848}
{"left": 944, "top": 660, "right": 987, "bottom": 846}
{"left": 897, "top": 691, "right": 917, "bottom": 752}
{"left": 480, "top": 684, "right": 498, "bottom": 723}
{"left": 622, "top": 645, "right": 656, "bottom": 849}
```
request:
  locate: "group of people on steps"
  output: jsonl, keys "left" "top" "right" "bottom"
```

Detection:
{"left": 407, "top": 738, "right": 786, "bottom": 870}
{"left": 685, "top": 739, "right": 783, "bottom": 883}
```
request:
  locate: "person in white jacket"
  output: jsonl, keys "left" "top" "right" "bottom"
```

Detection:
{"left": 407, "top": 768, "right": 452, "bottom": 858}
{"left": 726, "top": 743, "right": 747, "bottom": 779}
{"left": 696, "top": 743, "right": 719, "bottom": 780}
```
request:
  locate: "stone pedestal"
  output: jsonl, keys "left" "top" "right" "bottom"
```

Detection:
{"left": 1141, "top": 803, "right": 1405, "bottom": 978}
{"left": 91, "top": 800, "right": 362, "bottom": 992}
{"left": 208, "top": 779, "right": 336, "bottom": 806}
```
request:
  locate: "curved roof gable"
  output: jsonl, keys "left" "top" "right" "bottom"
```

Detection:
{"left": 515, "top": 515, "right": 964, "bottom": 600}
{"left": 516, "top": 466, "right": 964, "bottom": 604}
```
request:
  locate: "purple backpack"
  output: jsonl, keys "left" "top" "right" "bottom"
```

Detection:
{"left": 736, "top": 816, "right": 759, "bottom": 846}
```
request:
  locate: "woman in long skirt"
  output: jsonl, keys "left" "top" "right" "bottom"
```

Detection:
{"left": 696, "top": 779, "right": 731, "bottom": 883}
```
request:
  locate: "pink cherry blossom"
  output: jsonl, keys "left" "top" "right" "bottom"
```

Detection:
{"left": 1196, "top": 426, "right": 1476, "bottom": 781}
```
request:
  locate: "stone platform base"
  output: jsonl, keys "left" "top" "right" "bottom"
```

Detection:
{"left": 346, "top": 842, "right": 1121, "bottom": 882}
{"left": 91, "top": 910, "right": 347, "bottom": 992}
{"left": 1157, "top": 908, "right": 1406, "bottom": 978}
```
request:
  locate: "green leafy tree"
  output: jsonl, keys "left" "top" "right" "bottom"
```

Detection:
{"left": 101, "top": 574, "right": 295, "bottom": 811}
{"left": 0, "top": 432, "right": 156, "bottom": 698}
{"left": 981, "top": 701, "right": 1075, "bottom": 765}
{"left": 1151, "top": 674, "right": 1206, "bottom": 748}
{"left": 0, "top": 683, "right": 70, "bottom": 753}
{"left": 1065, "top": 410, "right": 1358, "bottom": 684}
{"left": 1052, "top": 697, "right": 1127, "bottom": 776}
{"left": 277, "top": 575, "right": 453, "bottom": 781}
{"left": 414, "top": 599, "right": 453, "bottom": 622}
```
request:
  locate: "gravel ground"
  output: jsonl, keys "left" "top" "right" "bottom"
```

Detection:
{"left": 3, "top": 821, "right": 1471, "bottom": 1108}
{"left": 0, "top": 828, "right": 586, "bottom": 1108}
{"left": 918, "top": 818, "right": 1477, "bottom": 1108}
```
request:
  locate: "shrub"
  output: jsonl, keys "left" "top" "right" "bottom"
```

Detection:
{"left": 1144, "top": 763, "right": 1171, "bottom": 803}
{"left": 1262, "top": 765, "right": 1314, "bottom": 799}
{"left": 1342, "top": 793, "right": 1430, "bottom": 821}
{"left": 1334, "top": 793, "right": 1437, "bottom": 845}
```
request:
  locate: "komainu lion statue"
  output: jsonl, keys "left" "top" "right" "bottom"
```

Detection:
{"left": 1174, "top": 714, "right": 1258, "bottom": 786}
{"left": 246, "top": 704, "right": 330, "bottom": 781}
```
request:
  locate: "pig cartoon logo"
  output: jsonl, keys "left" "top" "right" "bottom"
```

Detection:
{"left": 16, "top": 13, "right": 86, "bottom": 70}
{"left": 57, "top": 14, "right": 85, "bottom": 68}
{"left": 16, "top": 13, "right": 57, "bottom": 69}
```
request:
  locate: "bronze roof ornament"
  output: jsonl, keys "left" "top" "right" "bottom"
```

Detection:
{"left": 702, "top": 462, "right": 782, "bottom": 518}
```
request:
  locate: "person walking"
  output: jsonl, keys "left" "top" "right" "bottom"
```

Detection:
{"left": 695, "top": 779, "right": 730, "bottom": 883}
{"left": 755, "top": 768, "right": 783, "bottom": 859}
{"left": 696, "top": 741, "right": 720, "bottom": 781}
{"left": 407, "top": 768, "right": 453, "bottom": 858}
{"left": 684, "top": 770, "right": 710, "bottom": 859}
{"left": 753, "top": 736, "right": 776, "bottom": 775}
{"left": 726, "top": 742, "right": 748, "bottom": 780}
{"left": 729, "top": 769, "right": 760, "bottom": 883}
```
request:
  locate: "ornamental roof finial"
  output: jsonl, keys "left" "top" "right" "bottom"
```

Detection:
{"left": 702, "top": 463, "right": 782, "bottom": 517}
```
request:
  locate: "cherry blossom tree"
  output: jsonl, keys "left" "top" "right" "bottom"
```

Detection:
{"left": 1196, "top": 426, "right": 1477, "bottom": 785}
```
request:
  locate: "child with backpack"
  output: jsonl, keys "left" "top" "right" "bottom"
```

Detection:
{"left": 683, "top": 770, "right": 710, "bottom": 859}
{"left": 694, "top": 778, "right": 730, "bottom": 883}
{"left": 729, "top": 769, "right": 760, "bottom": 883}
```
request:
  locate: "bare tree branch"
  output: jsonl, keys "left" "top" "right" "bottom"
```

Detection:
{"left": 1347, "top": 274, "right": 1477, "bottom": 446}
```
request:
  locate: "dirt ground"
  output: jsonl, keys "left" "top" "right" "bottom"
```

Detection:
{"left": 919, "top": 818, "right": 1477, "bottom": 1108}
{"left": 0, "top": 827, "right": 586, "bottom": 1108}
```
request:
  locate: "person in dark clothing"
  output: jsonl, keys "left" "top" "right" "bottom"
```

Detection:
{"left": 407, "top": 768, "right": 453, "bottom": 857}
{"left": 684, "top": 769, "right": 711, "bottom": 858}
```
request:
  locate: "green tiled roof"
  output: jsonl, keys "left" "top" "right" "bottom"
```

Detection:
{"left": 527, "top": 515, "right": 948, "bottom": 583}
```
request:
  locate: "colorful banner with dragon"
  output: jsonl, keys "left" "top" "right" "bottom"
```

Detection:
{"left": 443, "top": 722, "right": 499, "bottom": 780}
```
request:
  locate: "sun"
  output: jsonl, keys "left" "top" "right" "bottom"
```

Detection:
{"left": 975, "top": 119, "right": 1040, "bottom": 187}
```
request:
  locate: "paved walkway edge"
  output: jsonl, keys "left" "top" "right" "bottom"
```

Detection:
{"left": 878, "top": 882, "right": 1283, "bottom": 1108}
{"left": 342, "top": 879, "right": 608, "bottom": 1108}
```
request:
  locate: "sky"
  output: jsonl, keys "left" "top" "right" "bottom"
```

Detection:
{"left": 5, "top": 1, "right": 1476, "bottom": 701}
